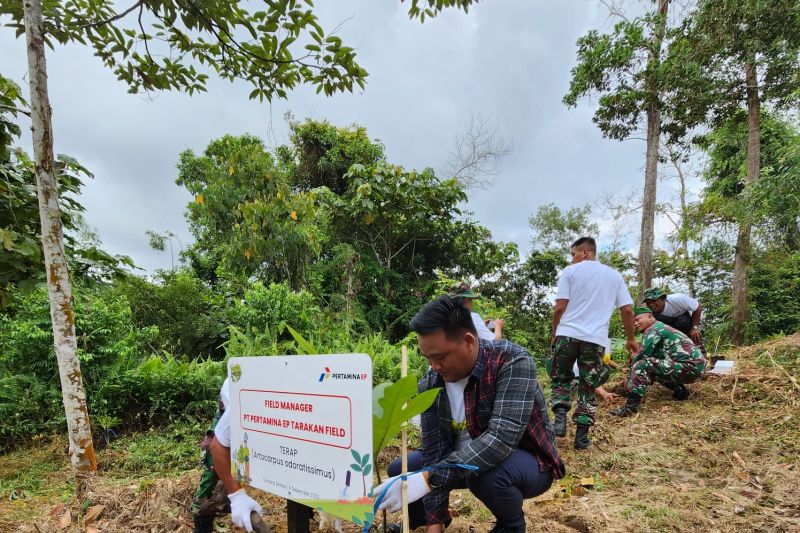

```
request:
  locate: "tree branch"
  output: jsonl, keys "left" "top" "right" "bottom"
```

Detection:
{"left": 0, "top": 104, "right": 31, "bottom": 117}
{"left": 80, "top": 1, "right": 143, "bottom": 29}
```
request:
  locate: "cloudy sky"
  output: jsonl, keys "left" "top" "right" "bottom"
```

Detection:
{"left": 2, "top": 0, "right": 691, "bottom": 273}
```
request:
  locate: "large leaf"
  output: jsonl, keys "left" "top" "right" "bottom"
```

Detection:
{"left": 286, "top": 325, "right": 317, "bottom": 355}
{"left": 372, "top": 382, "right": 391, "bottom": 419}
{"left": 372, "top": 376, "right": 440, "bottom": 457}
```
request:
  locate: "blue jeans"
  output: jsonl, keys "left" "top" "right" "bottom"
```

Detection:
{"left": 387, "top": 449, "right": 552, "bottom": 530}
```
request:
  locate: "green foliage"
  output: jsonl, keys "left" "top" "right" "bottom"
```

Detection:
{"left": 694, "top": 111, "right": 800, "bottom": 240}
{"left": 664, "top": 0, "right": 800, "bottom": 137}
{"left": 177, "top": 134, "right": 327, "bottom": 287}
{"left": 101, "top": 421, "right": 205, "bottom": 477}
{"left": 564, "top": 15, "right": 661, "bottom": 140}
{"left": 529, "top": 203, "right": 599, "bottom": 252}
{"left": 0, "top": 0, "right": 367, "bottom": 101}
{"left": 0, "top": 148, "right": 134, "bottom": 303}
{"left": 178, "top": 121, "right": 518, "bottom": 339}
{"left": 116, "top": 270, "right": 228, "bottom": 359}
{"left": 232, "top": 281, "right": 321, "bottom": 340}
{"left": 372, "top": 375, "right": 440, "bottom": 459}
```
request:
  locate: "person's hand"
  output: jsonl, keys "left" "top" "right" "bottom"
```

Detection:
{"left": 493, "top": 318, "right": 505, "bottom": 330}
{"left": 374, "top": 473, "right": 431, "bottom": 512}
{"left": 228, "top": 489, "right": 263, "bottom": 532}
{"left": 625, "top": 339, "right": 639, "bottom": 355}
{"left": 596, "top": 388, "right": 618, "bottom": 403}
{"left": 690, "top": 329, "right": 702, "bottom": 344}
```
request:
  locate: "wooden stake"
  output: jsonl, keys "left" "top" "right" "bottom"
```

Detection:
{"left": 400, "top": 345, "right": 410, "bottom": 533}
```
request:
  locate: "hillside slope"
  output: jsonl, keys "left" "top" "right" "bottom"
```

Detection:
{"left": 2, "top": 335, "right": 798, "bottom": 532}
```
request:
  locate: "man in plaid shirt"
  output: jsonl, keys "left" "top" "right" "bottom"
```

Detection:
{"left": 374, "top": 296, "right": 565, "bottom": 533}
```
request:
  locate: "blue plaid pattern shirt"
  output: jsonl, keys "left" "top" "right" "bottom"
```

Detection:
{"left": 419, "top": 339, "right": 565, "bottom": 525}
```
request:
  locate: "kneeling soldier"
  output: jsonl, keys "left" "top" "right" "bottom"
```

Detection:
{"left": 611, "top": 307, "right": 706, "bottom": 417}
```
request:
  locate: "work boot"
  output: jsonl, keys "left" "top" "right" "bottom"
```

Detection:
{"left": 193, "top": 515, "right": 214, "bottom": 533}
{"left": 574, "top": 424, "right": 591, "bottom": 450}
{"left": 662, "top": 382, "right": 691, "bottom": 400}
{"left": 552, "top": 407, "right": 568, "bottom": 438}
{"left": 610, "top": 395, "right": 642, "bottom": 417}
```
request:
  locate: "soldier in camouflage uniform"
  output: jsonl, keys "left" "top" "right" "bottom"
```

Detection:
{"left": 550, "top": 237, "right": 638, "bottom": 449}
{"left": 611, "top": 307, "right": 707, "bottom": 417}
{"left": 548, "top": 337, "right": 611, "bottom": 431}
{"left": 191, "top": 402, "right": 231, "bottom": 533}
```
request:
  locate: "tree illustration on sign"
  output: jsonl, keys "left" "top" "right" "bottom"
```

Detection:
{"left": 350, "top": 449, "right": 372, "bottom": 497}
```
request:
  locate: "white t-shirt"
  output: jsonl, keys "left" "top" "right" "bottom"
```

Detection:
{"left": 471, "top": 312, "right": 495, "bottom": 342}
{"left": 555, "top": 260, "right": 633, "bottom": 351}
{"left": 444, "top": 377, "right": 472, "bottom": 451}
{"left": 660, "top": 294, "right": 700, "bottom": 318}
{"left": 214, "top": 377, "right": 232, "bottom": 447}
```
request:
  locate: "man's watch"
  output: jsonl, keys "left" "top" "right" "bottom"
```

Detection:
{"left": 427, "top": 470, "right": 443, "bottom": 491}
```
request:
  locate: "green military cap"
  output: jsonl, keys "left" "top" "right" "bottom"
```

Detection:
{"left": 634, "top": 306, "right": 654, "bottom": 317}
{"left": 643, "top": 287, "right": 665, "bottom": 301}
{"left": 450, "top": 281, "right": 481, "bottom": 299}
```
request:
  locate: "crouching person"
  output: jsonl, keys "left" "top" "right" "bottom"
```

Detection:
{"left": 375, "top": 296, "right": 565, "bottom": 533}
{"left": 611, "top": 307, "right": 707, "bottom": 417}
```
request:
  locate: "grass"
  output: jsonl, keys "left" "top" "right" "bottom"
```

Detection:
{"left": 2, "top": 334, "right": 799, "bottom": 532}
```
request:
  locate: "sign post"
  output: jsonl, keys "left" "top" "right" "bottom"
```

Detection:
{"left": 227, "top": 354, "right": 374, "bottom": 529}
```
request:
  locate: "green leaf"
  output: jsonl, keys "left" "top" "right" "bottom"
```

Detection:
{"left": 372, "top": 382, "right": 391, "bottom": 419}
{"left": 286, "top": 325, "right": 317, "bottom": 354}
{"left": 350, "top": 448, "right": 362, "bottom": 464}
{"left": 350, "top": 462, "right": 362, "bottom": 472}
{"left": 372, "top": 375, "right": 440, "bottom": 457}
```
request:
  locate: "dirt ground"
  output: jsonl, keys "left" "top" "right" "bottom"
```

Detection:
{"left": 2, "top": 335, "right": 798, "bottom": 533}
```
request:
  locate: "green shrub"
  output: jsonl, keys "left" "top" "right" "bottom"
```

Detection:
{"left": 231, "top": 281, "right": 322, "bottom": 339}
{"left": 116, "top": 270, "right": 229, "bottom": 359}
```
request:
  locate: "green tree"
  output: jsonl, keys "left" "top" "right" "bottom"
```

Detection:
{"left": 0, "top": 0, "right": 481, "bottom": 473}
{"left": 664, "top": 0, "right": 800, "bottom": 344}
{"left": 528, "top": 203, "right": 599, "bottom": 252}
{"left": 564, "top": 0, "right": 671, "bottom": 302}
{"left": 0, "top": 0, "right": 371, "bottom": 474}
{"left": 177, "top": 134, "right": 327, "bottom": 287}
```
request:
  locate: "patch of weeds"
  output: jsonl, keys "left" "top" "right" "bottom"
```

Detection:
{"left": 100, "top": 420, "right": 203, "bottom": 478}
{"left": 0, "top": 438, "right": 73, "bottom": 500}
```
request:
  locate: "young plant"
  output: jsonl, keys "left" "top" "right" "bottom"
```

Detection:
{"left": 372, "top": 376, "right": 440, "bottom": 463}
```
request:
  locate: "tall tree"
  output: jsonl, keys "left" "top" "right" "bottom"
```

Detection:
{"left": 665, "top": 0, "right": 800, "bottom": 344}
{"left": 564, "top": 0, "right": 671, "bottom": 302}
{"left": 4, "top": 0, "right": 482, "bottom": 474}
{"left": 4, "top": 0, "right": 370, "bottom": 475}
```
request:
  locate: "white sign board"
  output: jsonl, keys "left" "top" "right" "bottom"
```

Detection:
{"left": 228, "top": 354, "right": 374, "bottom": 525}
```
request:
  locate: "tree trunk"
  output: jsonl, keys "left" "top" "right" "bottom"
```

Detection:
{"left": 23, "top": 0, "right": 97, "bottom": 474}
{"left": 670, "top": 146, "right": 695, "bottom": 296}
{"left": 636, "top": 0, "right": 669, "bottom": 303}
{"left": 731, "top": 57, "right": 760, "bottom": 345}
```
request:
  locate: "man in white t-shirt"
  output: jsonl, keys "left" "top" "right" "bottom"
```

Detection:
{"left": 549, "top": 237, "right": 638, "bottom": 450}
{"left": 643, "top": 287, "right": 703, "bottom": 345}
{"left": 450, "top": 282, "right": 504, "bottom": 342}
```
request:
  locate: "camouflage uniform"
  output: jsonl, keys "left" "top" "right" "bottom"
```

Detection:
{"left": 191, "top": 404, "right": 231, "bottom": 520}
{"left": 548, "top": 336, "right": 610, "bottom": 426}
{"left": 627, "top": 321, "right": 706, "bottom": 398}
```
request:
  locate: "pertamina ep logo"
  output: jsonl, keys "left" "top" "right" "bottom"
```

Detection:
{"left": 318, "top": 367, "right": 368, "bottom": 382}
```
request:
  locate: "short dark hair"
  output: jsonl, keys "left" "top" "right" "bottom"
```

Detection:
{"left": 571, "top": 236, "right": 597, "bottom": 253}
{"left": 409, "top": 295, "right": 477, "bottom": 340}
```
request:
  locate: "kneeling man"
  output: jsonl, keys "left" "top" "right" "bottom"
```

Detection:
{"left": 374, "top": 296, "right": 564, "bottom": 533}
{"left": 611, "top": 307, "right": 707, "bottom": 417}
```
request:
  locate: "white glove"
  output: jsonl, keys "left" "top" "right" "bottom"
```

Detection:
{"left": 374, "top": 473, "right": 431, "bottom": 512}
{"left": 228, "top": 488, "right": 263, "bottom": 532}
